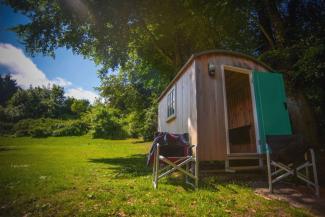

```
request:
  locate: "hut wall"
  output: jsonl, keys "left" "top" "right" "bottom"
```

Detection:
{"left": 158, "top": 62, "right": 198, "bottom": 146}
{"left": 195, "top": 54, "right": 269, "bottom": 161}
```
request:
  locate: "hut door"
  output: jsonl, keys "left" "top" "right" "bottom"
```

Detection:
{"left": 224, "top": 69, "right": 257, "bottom": 153}
{"left": 252, "top": 71, "right": 292, "bottom": 153}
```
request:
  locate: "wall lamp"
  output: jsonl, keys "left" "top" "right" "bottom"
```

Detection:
{"left": 208, "top": 62, "right": 216, "bottom": 77}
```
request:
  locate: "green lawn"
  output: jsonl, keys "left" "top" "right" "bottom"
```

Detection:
{"left": 0, "top": 136, "right": 310, "bottom": 216}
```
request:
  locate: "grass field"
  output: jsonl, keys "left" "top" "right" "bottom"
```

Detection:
{"left": 0, "top": 136, "right": 310, "bottom": 216}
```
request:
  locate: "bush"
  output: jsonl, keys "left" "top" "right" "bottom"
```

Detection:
{"left": 31, "top": 127, "right": 51, "bottom": 138}
{"left": 0, "top": 121, "right": 14, "bottom": 135}
{"left": 52, "top": 120, "right": 89, "bottom": 136}
{"left": 125, "top": 112, "right": 142, "bottom": 138}
{"left": 15, "top": 129, "right": 30, "bottom": 137}
{"left": 141, "top": 105, "right": 157, "bottom": 141}
{"left": 12, "top": 118, "right": 89, "bottom": 137}
{"left": 90, "top": 106, "right": 128, "bottom": 139}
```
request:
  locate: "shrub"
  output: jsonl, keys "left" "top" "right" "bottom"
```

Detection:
{"left": 13, "top": 119, "right": 34, "bottom": 134}
{"left": 31, "top": 127, "right": 51, "bottom": 138}
{"left": 125, "top": 112, "right": 142, "bottom": 138}
{"left": 52, "top": 120, "right": 89, "bottom": 136}
{"left": 141, "top": 105, "right": 157, "bottom": 141}
{"left": 0, "top": 121, "right": 14, "bottom": 135}
{"left": 15, "top": 130, "right": 30, "bottom": 137}
{"left": 12, "top": 118, "right": 89, "bottom": 137}
{"left": 90, "top": 106, "right": 128, "bottom": 139}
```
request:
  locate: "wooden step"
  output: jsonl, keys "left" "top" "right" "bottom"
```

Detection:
{"left": 226, "top": 153, "right": 264, "bottom": 172}
{"left": 226, "top": 153, "right": 262, "bottom": 160}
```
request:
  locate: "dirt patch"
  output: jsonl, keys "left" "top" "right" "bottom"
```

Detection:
{"left": 255, "top": 183, "right": 325, "bottom": 217}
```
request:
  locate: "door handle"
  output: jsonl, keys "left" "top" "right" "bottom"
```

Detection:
{"left": 283, "top": 102, "right": 287, "bottom": 110}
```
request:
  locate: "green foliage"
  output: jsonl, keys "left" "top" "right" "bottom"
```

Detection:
{"left": 3, "top": 0, "right": 257, "bottom": 76}
{"left": 260, "top": 39, "right": 325, "bottom": 139}
{"left": 0, "top": 74, "right": 19, "bottom": 106}
{"left": 0, "top": 83, "right": 91, "bottom": 122}
{"left": 141, "top": 105, "right": 158, "bottom": 141}
{"left": 3, "top": 0, "right": 325, "bottom": 142}
{"left": 0, "top": 105, "right": 6, "bottom": 121}
{"left": 12, "top": 118, "right": 89, "bottom": 137}
{"left": 89, "top": 105, "right": 128, "bottom": 139}
{"left": 0, "top": 121, "right": 14, "bottom": 135}
{"left": 4, "top": 85, "right": 66, "bottom": 121}
{"left": 30, "top": 127, "right": 51, "bottom": 138}
{"left": 70, "top": 99, "right": 90, "bottom": 116}
{"left": 124, "top": 112, "right": 142, "bottom": 138}
{"left": 97, "top": 56, "right": 161, "bottom": 140}
{"left": 52, "top": 120, "right": 89, "bottom": 137}
{"left": 293, "top": 45, "right": 325, "bottom": 136}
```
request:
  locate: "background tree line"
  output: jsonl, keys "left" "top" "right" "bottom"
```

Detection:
{"left": 0, "top": 74, "right": 90, "bottom": 121}
{"left": 2, "top": 0, "right": 325, "bottom": 144}
{"left": 0, "top": 74, "right": 155, "bottom": 139}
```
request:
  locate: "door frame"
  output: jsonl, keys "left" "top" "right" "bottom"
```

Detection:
{"left": 221, "top": 65, "right": 261, "bottom": 155}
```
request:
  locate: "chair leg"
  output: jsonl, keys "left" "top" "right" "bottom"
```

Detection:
{"left": 259, "top": 157, "right": 264, "bottom": 169}
{"left": 304, "top": 152, "right": 310, "bottom": 187}
{"left": 152, "top": 154, "right": 156, "bottom": 187}
{"left": 266, "top": 149, "right": 273, "bottom": 193}
{"left": 310, "top": 149, "right": 320, "bottom": 197}
{"left": 194, "top": 157, "right": 199, "bottom": 189}
{"left": 185, "top": 161, "right": 189, "bottom": 184}
{"left": 153, "top": 144, "right": 160, "bottom": 189}
{"left": 225, "top": 159, "right": 229, "bottom": 171}
{"left": 152, "top": 152, "right": 158, "bottom": 189}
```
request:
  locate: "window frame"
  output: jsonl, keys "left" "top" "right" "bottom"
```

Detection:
{"left": 166, "top": 86, "right": 176, "bottom": 121}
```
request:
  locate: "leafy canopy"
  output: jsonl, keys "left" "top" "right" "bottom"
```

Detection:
{"left": 3, "top": 0, "right": 325, "bottom": 141}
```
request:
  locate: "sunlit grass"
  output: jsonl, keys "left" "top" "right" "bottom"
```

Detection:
{"left": 0, "top": 136, "right": 310, "bottom": 216}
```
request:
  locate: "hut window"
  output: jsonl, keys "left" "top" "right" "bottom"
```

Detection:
{"left": 167, "top": 86, "right": 176, "bottom": 119}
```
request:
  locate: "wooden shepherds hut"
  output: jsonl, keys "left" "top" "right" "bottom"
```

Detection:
{"left": 157, "top": 50, "right": 292, "bottom": 171}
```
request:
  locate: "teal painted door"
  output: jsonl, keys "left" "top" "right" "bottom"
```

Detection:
{"left": 252, "top": 71, "right": 292, "bottom": 153}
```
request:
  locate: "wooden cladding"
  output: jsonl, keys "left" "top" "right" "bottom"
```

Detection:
{"left": 158, "top": 51, "right": 270, "bottom": 161}
{"left": 157, "top": 63, "right": 198, "bottom": 147}
{"left": 195, "top": 54, "right": 268, "bottom": 161}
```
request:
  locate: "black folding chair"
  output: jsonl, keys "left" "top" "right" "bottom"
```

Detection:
{"left": 266, "top": 135, "right": 319, "bottom": 196}
{"left": 147, "top": 132, "right": 198, "bottom": 189}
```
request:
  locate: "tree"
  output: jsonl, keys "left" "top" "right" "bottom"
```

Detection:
{"left": 97, "top": 54, "right": 166, "bottom": 139}
{"left": 3, "top": 0, "right": 256, "bottom": 77}
{"left": 71, "top": 99, "right": 90, "bottom": 116}
{"left": 0, "top": 74, "right": 19, "bottom": 106}
{"left": 89, "top": 104, "right": 128, "bottom": 139}
{"left": 6, "top": 85, "right": 66, "bottom": 121}
{"left": 46, "top": 85, "right": 65, "bottom": 118}
{"left": 3, "top": 0, "right": 325, "bottom": 142}
{"left": 255, "top": 0, "right": 325, "bottom": 144}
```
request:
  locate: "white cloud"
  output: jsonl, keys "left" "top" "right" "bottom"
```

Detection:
{"left": 65, "top": 87, "right": 98, "bottom": 104}
{"left": 52, "top": 77, "right": 72, "bottom": 87}
{"left": 0, "top": 43, "right": 99, "bottom": 103}
{"left": 0, "top": 43, "right": 71, "bottom": 88}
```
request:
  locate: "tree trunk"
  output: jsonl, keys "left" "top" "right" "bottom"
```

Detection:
{"left": 287, "top": 89, "right": 320, "bottom": 147}
{"left": 255, "top": 0, "right": 275, "bottom": 49}
{"left": 263, "top": 0, "right": 286, "bottom": 48}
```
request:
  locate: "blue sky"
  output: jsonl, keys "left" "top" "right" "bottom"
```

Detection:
{"left": 0, "top": 4, "right": 101, "bottom": 103}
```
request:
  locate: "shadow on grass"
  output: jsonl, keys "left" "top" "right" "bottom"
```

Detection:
{"left": 0, "top": 147, "right": 18, "bottom": 152}
{"left": 153, "top": 173, "right": 257, "bottom": 192}
{"left": 89, "top": 154, "right": 265, "bottom": 192}
{"left": 88, "top": 154, "right": 151, "bottom": 178}
{"left": 132, "top": 140, "right": 148, "bottom": 144}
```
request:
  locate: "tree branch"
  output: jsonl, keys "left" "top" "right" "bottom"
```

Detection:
{"left": 139, "top": 18, "right": 174, "bottom": 66}
{"left": 258, "top": 22, "right": 274, "bottom": 48}
{"left": 264, "top": 0, "right": 286, "bottom": 47}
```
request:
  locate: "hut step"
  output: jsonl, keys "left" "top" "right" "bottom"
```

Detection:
{"left": 225, "top": 153, "right": 264, "bottom": 172}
